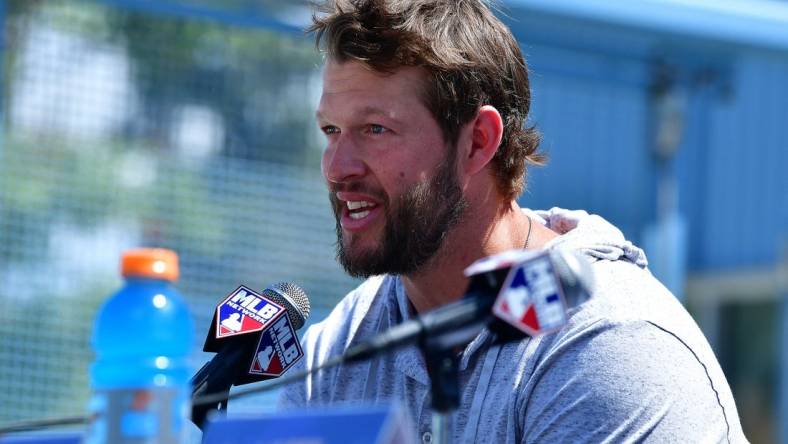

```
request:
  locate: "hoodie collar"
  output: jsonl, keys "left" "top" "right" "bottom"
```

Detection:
{"left": 531, "top": 207, "right": 648, "bottom": 268}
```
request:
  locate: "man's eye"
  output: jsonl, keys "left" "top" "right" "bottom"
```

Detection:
{"left": 368, "top": 124, "right": 388, "bottom": 135}
{"left": 322, "top": 126, "right": 339, "bottom": 135}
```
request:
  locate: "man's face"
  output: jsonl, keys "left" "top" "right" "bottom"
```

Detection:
{"left": 317, "top": 60, "right": 467, "bottom": 278}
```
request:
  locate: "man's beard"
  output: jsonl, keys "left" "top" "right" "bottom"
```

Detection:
{"left": 329, "top": 154, "right": 468, "bottom": 278}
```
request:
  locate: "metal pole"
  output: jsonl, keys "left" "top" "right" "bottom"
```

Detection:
{"left": 779, "top": 240, "right": 788, "bottom": 444}
{"left": 0, "top": 0, "right": 5, "bottom": 160}
{"left": 432, "top": 410, "right": 453, "bottom": 444}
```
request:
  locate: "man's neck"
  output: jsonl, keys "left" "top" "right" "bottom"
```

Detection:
{"left": 401, "top": 201, "right": 558, "bottom": 313}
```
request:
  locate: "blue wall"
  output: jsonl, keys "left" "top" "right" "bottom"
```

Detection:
{"left": 521, "top": 43, "right": 653, "bottom": 246}
{"left": 691, "top": 56, "right": 788, "bottom": 270}
{"left": 505, "top": 3, "right": 788, "bottom": 273}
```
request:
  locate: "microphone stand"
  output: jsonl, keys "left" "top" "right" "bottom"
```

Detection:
{"left": 190, "top": 339, "right": 257, "bottom": 430}
{"left": 412, "top": 267, "right": 512, "bottom": 444}
{"left": 422, "top": 319, "right": 488, "bottom": 444}
{"left": 190, "top": 361, "right": 233, "bottom": 430}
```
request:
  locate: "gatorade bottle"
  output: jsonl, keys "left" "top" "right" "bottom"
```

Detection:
{"left": 86, "top": 248, "right": 195, "bottom": 444}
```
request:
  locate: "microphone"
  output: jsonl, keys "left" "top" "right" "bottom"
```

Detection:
{"left": 477, "top": 247, "right": 593, "bottom": 337}
{"left": 190, "top": 282, "right": 310, "bottom": 429}
{"left": 343, "top": 248, "right": 593, "bottom": 363}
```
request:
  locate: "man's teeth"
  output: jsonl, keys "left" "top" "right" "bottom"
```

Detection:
{"left": 345, "top": 200, "right": 375, "bottom": 220}
{"left": 346, "top": 201, "right": 372, "bottom": 210}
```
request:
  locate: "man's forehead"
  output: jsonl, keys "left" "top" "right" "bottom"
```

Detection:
{"left": 317, "top": 61, "right": 429, "bottom": 119}
{"left": 321, "top": 59, "right": 427, "bottom": 96}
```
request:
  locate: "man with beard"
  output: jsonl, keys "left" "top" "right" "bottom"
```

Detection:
{"left": 279, "top": 0, "right": 746, "bottom": 442}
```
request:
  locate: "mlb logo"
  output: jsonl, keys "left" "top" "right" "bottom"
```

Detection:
{"left": 249, "top": 314, "right": 303, "bottom": 377}
{"left": 250, "top": 329, "right": 285, "bottom": 376}
{"left": 214, "top": 285, "right": 284, "bottom": 339}
{"left": 492, "top": 254, "right": 568, "bottom": 336}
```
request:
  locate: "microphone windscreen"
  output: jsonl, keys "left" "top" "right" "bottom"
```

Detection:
{"left": 262, "top": 282, "right": 311, "bottom": 330}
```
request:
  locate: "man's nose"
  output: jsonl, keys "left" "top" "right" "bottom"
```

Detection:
{"left": 322, "top": 134, "right": 366, "bottom": 184}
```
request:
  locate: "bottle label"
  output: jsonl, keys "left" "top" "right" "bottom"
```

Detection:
{"left": 85, "top": 387, "right": 188, "bottom": 444}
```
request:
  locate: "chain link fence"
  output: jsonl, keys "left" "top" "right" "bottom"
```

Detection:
{"left": 0, "top": 0, "right": 357, "bottom": 424}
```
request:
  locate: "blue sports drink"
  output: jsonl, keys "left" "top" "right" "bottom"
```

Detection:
{"left": 86, "top": 248, "right": 194, "bottom": 444}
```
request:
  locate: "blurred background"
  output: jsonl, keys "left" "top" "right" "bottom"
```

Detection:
{"left": 0, "top": 0, "right": 785, "bottom": 442}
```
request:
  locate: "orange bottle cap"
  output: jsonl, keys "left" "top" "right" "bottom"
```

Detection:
{"left": 121, "top": 248, "right": 179, "bottom": 282}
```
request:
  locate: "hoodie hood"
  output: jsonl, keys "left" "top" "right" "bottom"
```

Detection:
{"left": 529, "top": 207, "right": 648, "bottom": 268}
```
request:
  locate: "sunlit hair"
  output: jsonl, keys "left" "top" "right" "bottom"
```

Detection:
{"left": 309, "top": 0, "right": 546, "bottom": 199}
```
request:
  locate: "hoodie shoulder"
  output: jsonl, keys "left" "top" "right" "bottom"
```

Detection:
{"left": 521, "top": 208, "right": 745, "bottom": 441}
{"left": 519, "top": 259, "right": 745, "bottom": 442}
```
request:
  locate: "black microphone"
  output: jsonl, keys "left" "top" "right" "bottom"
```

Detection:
{"left": 343, "top": 248, "right": 593, "bottom": 363}
{"left": 190, "top": 282, "right": 310, "bottom": 430}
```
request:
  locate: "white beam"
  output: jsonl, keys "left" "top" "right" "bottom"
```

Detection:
{"left": 507, "top": 0, "right": 788, "bottom": 53}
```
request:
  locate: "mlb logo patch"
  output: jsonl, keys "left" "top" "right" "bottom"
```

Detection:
{"left": 214, "top": 285, "right": 284, "bottom": 339}
{"left": 218, "top": 304, "right": 262, "bottom": 336}
{"left": 492, "top": 254, "right": 567, "bottom": 336}
{"left": 250, "top": 329, "right": 285, "bottom": 376}
{"left": 249, "top": 314, "right": 303, "bottom": 377}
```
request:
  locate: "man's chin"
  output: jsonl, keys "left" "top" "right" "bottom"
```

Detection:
{"left": 336, "top": 240, "right": 387, "bottom": 277}
{"left": 341, "top": 244, "right": 381, "bottom": 265}
{"left": 341, "top": 225, "right": 383, "bottom": 250}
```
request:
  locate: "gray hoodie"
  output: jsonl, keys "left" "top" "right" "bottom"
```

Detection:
{"left": 279, "top": 208, "right": 747, "bottom": 443}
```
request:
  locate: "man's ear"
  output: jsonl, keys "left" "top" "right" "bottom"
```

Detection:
{"left": 462, "top": 105, "right": 503, "bottom": 176}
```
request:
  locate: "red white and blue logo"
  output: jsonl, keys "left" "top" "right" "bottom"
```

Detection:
{"left": 215, "top": 285, "right": 284, "bottom": 339}
{"left": 492, "top": 254, "right": 568, "bottom": 336}
{"left": 249, "top": 314, "right": 303, "bottom": 377}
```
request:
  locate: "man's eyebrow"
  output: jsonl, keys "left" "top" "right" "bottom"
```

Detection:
{"left": 358, "top": 106, "right": 393, "bottom": 118}
{"left": 315, "top": 106, "right": 402, "bottom": 123}
{"left": 315, "top": 109, "right": 326, "bottom": 122}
